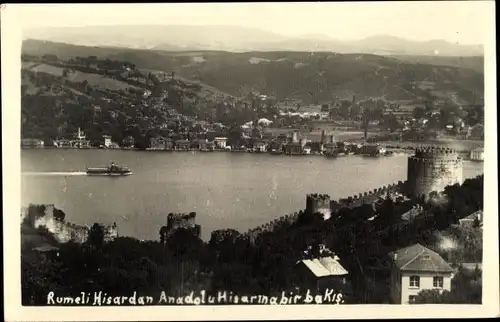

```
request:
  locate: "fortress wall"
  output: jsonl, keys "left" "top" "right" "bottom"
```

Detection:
{"left": 244, "top": 181, "right": 408, "bottom": 243}
{"left": 306, "top": 194, "right": 332, "bottom": 220}
{"left": 330, "top": 181, "right": 407, "bottom": 214}
{"left": 24, "top": 204, "right": 118, "bottom": 244}
{"left": 166, "top": 212, "right": 197, "bottom": 233}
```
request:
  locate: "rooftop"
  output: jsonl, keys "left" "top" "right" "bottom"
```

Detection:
{"left": 459, "top": 210, "right": 483, "bottom": 222}
{"left": 32, "top": 244, "right": 59, "bottom": 252}
{"left": 389, "top": 243, "right": 453, "bottom": 273}
{"left": 300, "top": 256, "right": 349, "bottom": 277}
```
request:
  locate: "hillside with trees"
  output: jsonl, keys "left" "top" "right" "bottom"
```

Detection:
{"left": 21, "top": 52, "right": 254, "bottom": 146}
{"left": 23, "top": 40, "right": 484, "bottom": 105}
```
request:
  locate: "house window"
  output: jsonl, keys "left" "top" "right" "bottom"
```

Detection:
{"left": 409, "top": 275, "right": 420, "bottom": 288}
{"left": 433, "top": 276, "right": 444, "bottom": 288}
{"left": 409, "top": 295, "right": 417, "bottom": 304}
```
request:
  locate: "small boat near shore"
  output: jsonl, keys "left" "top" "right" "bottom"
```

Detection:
{"left": 86, "top": 162, "right": 133, "bottom": 176}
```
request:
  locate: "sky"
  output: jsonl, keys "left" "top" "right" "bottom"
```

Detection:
{"left": 7, "top": 2, "right": 494, "bottom": 45}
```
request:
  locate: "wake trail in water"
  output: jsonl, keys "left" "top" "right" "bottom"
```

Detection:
{"left": 22, "top": 171, "right": 87, "bottom": 176}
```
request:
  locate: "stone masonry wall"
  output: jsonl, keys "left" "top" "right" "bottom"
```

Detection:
{"left": 407, "top": 147, "right": 463, "bottom": 197}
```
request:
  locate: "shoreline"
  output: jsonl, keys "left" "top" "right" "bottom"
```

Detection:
{"left": 20, "top": 145, "right": 485, "bottom": 160}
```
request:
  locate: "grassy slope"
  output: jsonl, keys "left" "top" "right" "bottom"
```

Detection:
{"left": 25, "top": 63, "right": 139, "bottom": 91}
{"left": 22, "top": 39, "right": 484, "bottom": 104}
{"left": 388, "top": 55, "right": 484, "bottom": 73}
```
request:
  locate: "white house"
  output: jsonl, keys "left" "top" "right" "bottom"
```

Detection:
{"left": 389, "top": 244, "right": 454, "bottom": 304}
{"left": 214, "top": 137, "right": 228, "bottom": 149}
{"left": 458, "top": 210, "right": 483, "bottom": 227}
{"left": 295, "top": 244, "right": 349, "bottom": 293}
{"left": 103, "top": 135, "right": 113, "bottom": 148}
{"left": 470, "top": 147, "right": 484, "bottom": 161}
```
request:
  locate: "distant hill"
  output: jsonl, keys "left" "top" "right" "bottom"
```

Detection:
{"left": 23, "top": 25, "right": 483, "bottom": 56}
{"left": 387, "top": 55, "right": 484, "bottom": 73}
{"left": 22, "top": 39, "right": 484, "bottom": 105}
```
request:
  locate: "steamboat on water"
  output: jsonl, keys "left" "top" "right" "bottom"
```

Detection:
{"left": 86, "top": 162, "right": 133, "bottom": 176}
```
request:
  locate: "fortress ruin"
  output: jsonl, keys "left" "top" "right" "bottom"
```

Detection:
{"left": 406, "top": 146, "right": 463, "bottom": 198}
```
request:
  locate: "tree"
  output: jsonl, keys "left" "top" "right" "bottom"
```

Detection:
{"left": 473, "top": 216, "right": 481, "bottom": 228}
{"left": 165, "top": 228, "right": 204, "bottom": 260}
{"left": 159, "top": 226, "right": 169, "bottom": 244}
{"left": 53, "top": 208, "right": 66, "bottom": 222}
{"left": 415, "top": 289, "right": 451, "bottom": 304}
{"left": 338, "top": 100, "right": 351, "bottom": 119}
{"left": 87, "top": 223, "right": 105, "bottom": 249}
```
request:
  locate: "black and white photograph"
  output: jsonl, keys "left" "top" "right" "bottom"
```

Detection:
{"left": 2, "top": 2, "right": 498, "bottom": 320}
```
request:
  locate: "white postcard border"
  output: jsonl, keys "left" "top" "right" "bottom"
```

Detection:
{"left": 2, "top": 3, "right": 498, "bottom": 320}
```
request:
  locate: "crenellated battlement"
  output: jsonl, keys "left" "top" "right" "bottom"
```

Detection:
{"left": 166, "top": 212, "right": 197, "bottom": 229}
{"left": 330, "top": 181, "right": 406, "bottom": 212}
{"left": 243, "top": 181, "right": 408, "bottom": 244}
{"left": 165, "top": 212, "right": 200, "bottom": 238}
{"left": 306, "top": 193, "right": 330, "bottom": 202}
{"left": 414, "top": 146, "right": 460, "bottom": 159}
{"left": 22, "top": 204, "right": 118, "bottom": 244}
{"left": 167, "top": 212, "right": 196, "bottom": 221}
{"left": 409, "top": 156, "right": 463, "bottom": 164}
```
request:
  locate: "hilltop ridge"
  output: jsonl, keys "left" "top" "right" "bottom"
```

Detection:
{"left": 22, "top": 39, "right": 484, "bottom": 105}
{"left": 23, "top": 25, "right": 483, "bottom": 56}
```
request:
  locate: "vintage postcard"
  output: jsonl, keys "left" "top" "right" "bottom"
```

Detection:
{"left": 2, "top": 2, "right": 498, "bottom": 320}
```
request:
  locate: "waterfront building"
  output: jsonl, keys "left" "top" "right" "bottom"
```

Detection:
{"left": 308, "top": 142, "right": 323, "bottom": 154}
{"left": 122, "top": 136, "right": 135, "bottom": 148}
{"left": 470, "top": 147, "right": 484, "bottom": 161}
{"left": 73, "top": 128, "right": 91, "bottom": 148}
{"left": 252, "top": 141, "right": 267, "bottom": 153}
{"left": 103, "top": 135, "right": 113, "bottom": 148}
{"left": 53, "top": 139, "right": 72, "bottom": 148}
{"left": 21, "top": 138, "right": 44, "bottom": 148}
{"left": 73, "top": 140, "right": 91, "bottom": 149}
{"left": 214, "top": 137, "right": 228, "bottom": 149}
{"left": 389, "top": 244, "right": 454, "bottom": 304}
{"left": 175, "top": 139, "right": 191, "bottom": 151}
{"left": 195, "top": 139, "right": 214, "bottom": 152}
{"left": 269, "top": 140, "right": 284, "bottom": 154}
{"left": 149, "top": 137, "right": 167, "bottom": 150}
{"left": 284, "top": 142, "right": 303, "bottom": 155}
{"left": 165, "top": 138, "right": 174, "bottom": 150}
{"left": 359, "top": 144, "right": 382, "bottom": 156}
{"left": 323, "top": 143, "right": 337, "bottom": 155}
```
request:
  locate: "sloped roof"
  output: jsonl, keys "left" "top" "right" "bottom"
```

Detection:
{"left": 460, "top": 210, "right": 483, "bottom": 222}
{"left": 300, "top": 256, "right": 348, "bottom": 277}
{"left": 32, "top": 244, "right": 59, "bottom": 252}
{"left": 388, "top": 243, "right": 453, "bottom": 273}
